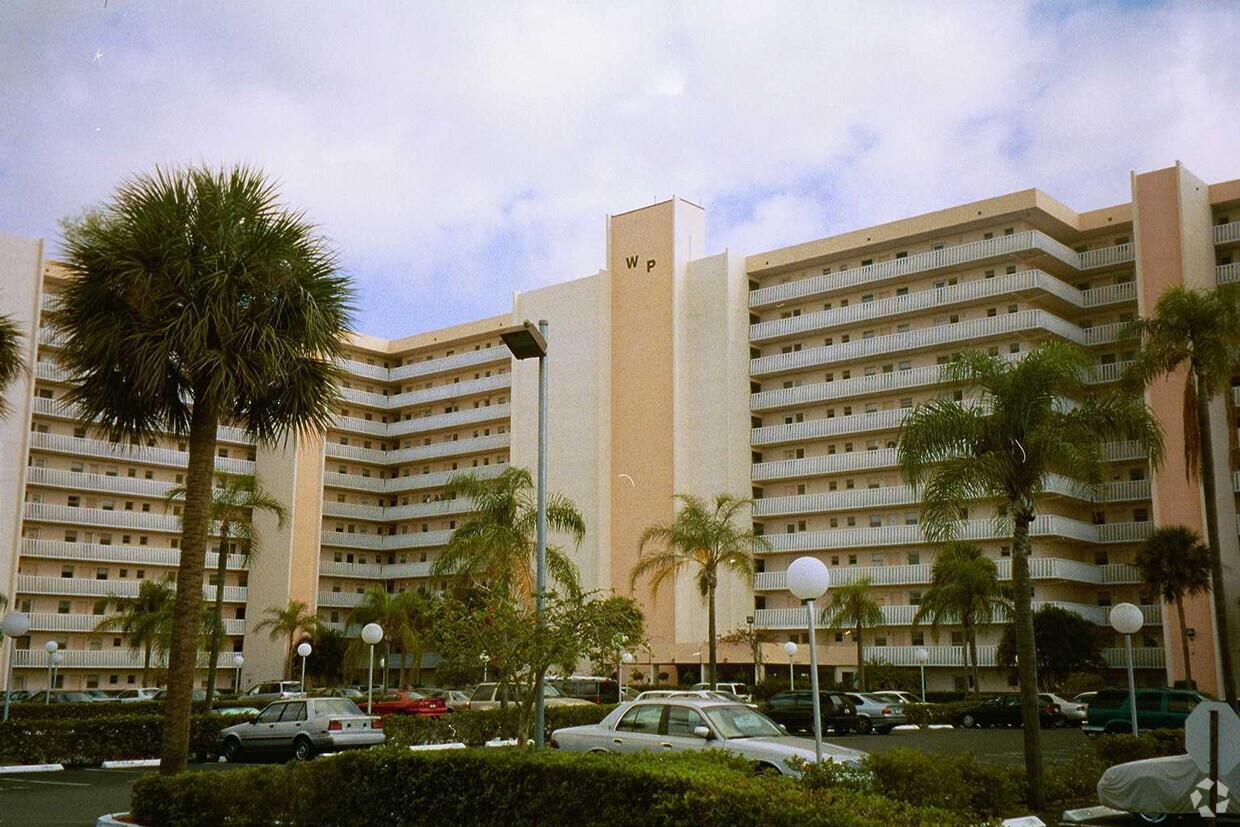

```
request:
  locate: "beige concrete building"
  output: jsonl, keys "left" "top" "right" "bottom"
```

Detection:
{"left": 2, "top": 162, "right": 1239, "bottom": 696}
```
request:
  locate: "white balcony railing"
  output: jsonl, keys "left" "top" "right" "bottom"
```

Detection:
{"left": 24, "top": 502, "right": 181, "bottom": 533}
{"left": 1218, "top": 263, "right": 1240, "bottom": 285}
{"left": 19, "top": 538, "right": 246, "bottom": 571}
{"left": 317, "top": 591, "right": 369, "bottom": 608}
{"left": 1103, "top": 648, "right": 1166, "bottom": 669}
{"left": 324, "top": 434, "right": 510, "bottom": 466}
{"left": 749, "top": 231, "right": 1082, "bottom": 309}
{"left": 1214, "top": 221, "right": 1240, "bottom": 245}
{"left": 319, "top": 529, "right": 454, "bottom": 551}
{"left": 11, "top": 649, "right": 240, "bottom": 669}
{"left": 325, "top": 463, "right": 505, "bottom": 495}
{"left": 15, "top": 575, "right": 246, "bottom": 602}
{"left": 389, "top": 347, "right": 509, "bottom": 382}
{"left": 861, "top": 645, "right": 998, "bottom": 668}
{"left": 28, "top": 432, "right": 254, "bottom": 474}
{"left": 1079, "top": 244, "right": 1135, "bottom": 270}
{"left": 752, "top": 409, "right": 907, "bottom": 446}
{"left": 386, "top": 405, "right": 512, "bottom": 438}
{"left": 25, "top": 467, "right": 177, "bottom": 498}
{"left": 25, "top": 612, "right": 245, "bottom": 636}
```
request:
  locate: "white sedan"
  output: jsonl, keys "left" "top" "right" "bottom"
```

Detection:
{"left": 550, "top": 697, "right": 865, "bottom": 777}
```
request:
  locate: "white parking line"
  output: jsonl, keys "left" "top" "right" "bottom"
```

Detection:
{"left": 0, "top": 777, "right": 90, "bottom": 787}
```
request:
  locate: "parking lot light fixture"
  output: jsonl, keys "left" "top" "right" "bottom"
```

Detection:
{"left": 1110, "top": 602, "right": 1144, "bottom": 735}
{"left": 786, "top": 557, "right": 831, "bottom": 765}
{"left": 479, "top": 651, "right": 489, "bottom": 683}
{"left": 914, "top": 647, "right": 929, "bottom": 703}
{"left": 233, "top": 654, "right": 244, "bottom": 694}
{"left": 620, "top": 651, "right": 634, "bottom": 697}
{"left": 49, "top": 650, "right": 63, "bottom": 693}
{"left": 43, "top": 640, "right": 59, "bottom": 704}
{"left": 361, "top": 623, "right": 384, "bottom": 714}
{"left": 783, "top": 641, "right": 798, "bottom": 690}
{"left": 297, "top": 642, "right": 312, "bottom": 690}
{"left": 2, "top": 613, "right": 31, "bottom": 722}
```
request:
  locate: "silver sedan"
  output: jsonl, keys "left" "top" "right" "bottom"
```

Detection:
{"left": 218, "top": 697, "right": 385, "bottom": 762}
{"left": 550, "top": 698, "right": 865, "bottom": 777}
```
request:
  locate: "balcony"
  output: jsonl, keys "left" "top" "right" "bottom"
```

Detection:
{"left": 28, "top": 398, "right": 253, "bottom": 445}
{"left": 324, "top": 464, "right": 505, "bottom": 495}
{"left": 761, "top": 515, "right": 1152, "bottom": 552}
{"left": 749, "top": 231, "right": 1083, "bottom": 310}
{"left": 1082, "top": 281, "right": 1138, "bottom": 307}
{"left": 21, "top": 538, "right": 245, "bottom": 571}
{"left": 862, "top": 645, "right": 997, "bottom": 668}
{"left": 29, "top": 432, "right": 254, "bottom": 474}
{"left": 26, "top": 467, "right": 177, "bottom": 498}
{"left": 389, "top": 348, "right": 509, "bottom": 382}
{"left": 755, "top": 556, "right": 1132, "bottom": 592}
{"left": 1103, "top": 648, "right": 1165, "bottom": 669}
{"left": 752, "top": 409, "right": 906, "bottom": 446}
{"left": 316, "top": 558, "right": 435, "bottom": 584}
{"left": 1219, "top": 263, "right": 1240, "bottom": 285}
{"left": 318, "top": 591, "right": 369, "bottom": 608}
{"left": 324, "top": 433, "right": 510, "bottom": 465}
{"left": 1214, "top": 221, "right": 1240, "bottom": 245}
{"left": 387, "top": 404, "right": 511, "bottom": 438}
{"left": 15, "top": 575, "right": 246, "bottom": 602}
{"left": 320, "top": 529, "right": 453, "bottom": 551}
{"left": 753, "top": 601, "right": 1158, "bottom": 629}
{"left": 11, "top": 649, "right": 240, "bottom": 669}
{"left": 321, "top": 498, "right": 475, "bottom": 523}
{"left": 26, "top": 613, "right": 245, "bottom": 636}
{"left": 336, "top": 359, "right": 390, "bottom": 381}
{"left": 1078, "top": 244, "right": 1134, "bottom": 270}
{"left": 24, "top": 502, "right": 181, "bottom": 533}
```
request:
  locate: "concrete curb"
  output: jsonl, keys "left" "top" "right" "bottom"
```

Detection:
{"left": 96, "top": 815, "right": 135, "bottom": 827}
{"left": 101, "top": 759, "right": 160, "bottom": 769}
{"left": 0, "top": 763, "right": 65, "bottom": 774}
{"left": 408, "top": 742, "right": 467, "bottom": 751}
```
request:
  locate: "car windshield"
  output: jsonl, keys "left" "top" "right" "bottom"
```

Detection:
{"left": 703, "top": 704, "right": 784, "bottom": 739}
{"left": 314, "top": 698, "right": 364, "bottom": 717}
{"left": 860, "top": 694, "right": 894, "bottom": 704}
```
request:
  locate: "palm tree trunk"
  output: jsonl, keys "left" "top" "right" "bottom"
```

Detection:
{"left": 1012, "top": 512, "right": 1046, "bottom": 810}
{"left": 202, "top": 524, "right": 230, "bottom": 709}
{"left": 707, "top": 582, "right": 718, "bottom": 686}
{"left": 1176, "top": 597, "right": 1194, "bottom": 689}
{"left": 855, "top": 621, "right": 864, "bottom": 691}
{"left": 143, "top": 642, "right": 152, "bottom": 687}
{"left": 1195, "top": 375, "right": 1237, "bottom": 706}
{"left": 968, "top": 623, "right": 982, "bottom": 701}
{"left": 159, "top": 402, "right": 218, "bottom": 776}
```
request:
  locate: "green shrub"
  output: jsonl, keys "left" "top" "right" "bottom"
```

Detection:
{"left": 132, "top": 747, "right": 976, "bottom": 827}
{"left": 382, "top": 704, "right": 613, "bottom": 747}
{"left": 1091, "top": 729, "right": 1184, "bottom": 765}
{"left": 864, "top": 748, "right": 1024, "bottom": 817}
{"left": 899, "top": 700, "right": 976, "bottom": 727}
{"left": 0, "top": 713, "right": 250, "bottom": 766}
{"left": 7, "top": 698, "right": 256, "bottom": 720}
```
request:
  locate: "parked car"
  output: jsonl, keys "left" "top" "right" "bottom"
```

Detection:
{"left": 367, "top": 690, "right": 447, "bottom": 717}
{"left": 554, "top": 676, "right": 622, "bottom": 704}
{"left": 25, "top": 690, "right": 96, "bottom": 704}
{"left": 764, "top": 690, "right": 860, "bottom": 734}
{"left": 635, "top": 689, "right": 718, "bottom": 701}
{"left": 309, "top": 687, "right": 366, "bottom": 701}
{"left": 416, "top": 688, "right": 472, "bottom": 712}
{"left": 150, "top": 688, "right": 206, "bottom": 703}
{"left": 1083, "top": 688, "right": 1204, "bottom": 735}
{"left": 871, "top": 690, "right": 921, "bottom": 706}
{"left": 218, "top": 705, "right": 261, "bottom": 717}
{"left": 217, "top": 697, "right": 384, "bottom": 762}
{"left": 115, "top": 687, "right": 162, "bottom": 703}
{"left": 1072, "top": 691, "right": 1098, "bottom": 708}
{"left": 1098, "top": 752, "right": 1235, "bottom": 823}
{"left": 81, "top": 689, "right": 118, "bottom": 702}
{"left": 958, "top": 695, "right": 1064, "bottom": 729}
{"left": 467, "top": 682, "right": 593, "bottom": 711}
{"left": 1041, "top": 692, "right": 1087, "bottom": 725}
{"left": 692, "top": 682, "right": 751, "bottom": 702}
{"left": 551, "top": 697, "right": 865, "bottom": 776}
{"left": 240, "top": 681, "right": 306, "bottom": 704}
{"left": 2, "top": 690, "right": 31, "bottom": 703}
{"left": 843, "top": 693, "right": 908, "bottom": 734}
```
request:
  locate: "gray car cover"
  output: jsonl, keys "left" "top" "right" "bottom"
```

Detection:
{"left": 1098, "top": 753, "right": 1238, "bottom": 815}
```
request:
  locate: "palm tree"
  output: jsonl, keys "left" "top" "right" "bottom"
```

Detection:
{"left": 1136, "top": 526, "right": 1213, "bottom": 690}
{"left": 821, "top": 578, "right": 884, "bottom": 691}
{"left": 255, "top": 600, "right": 320, "bottom": 680}
{"left": 630, "top": 493, "right": 768, "bottom": 685}
{"left": 913, "top": 541, "right": 1008, "bottom": 698}
{"left": 54, "top": 165, "right": 352, "bottom": 774}
{"left": 346, "top": 587, "right": 435, "bottom": 689}
{"left": 0, "top": 314, "right": 23, "bottom": 419}
{"left": 94, "top": 580, "right": 175, "bottom": 686}
{"left": 165, "top": 472, "right": 286, "bottom": 708}
{"left": 898, "top": 342, "right": 1163, "bottom": 809}
{"left": 431, "top": 467, "right": 586, "bottom": 600}
{"left": 1124, "top": 284, "right": 1240, "bottom": 706}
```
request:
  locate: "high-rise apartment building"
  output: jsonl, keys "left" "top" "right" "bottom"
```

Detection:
{"left": 2, "top": 162, "right": 1238, "bottom": 696}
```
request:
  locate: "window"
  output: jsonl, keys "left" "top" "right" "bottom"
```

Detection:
{"left": 665, "top": 706, "right": 706, "bottom": 736}
{"left": 616, "top": 705, "right": 662, "bottom": 734}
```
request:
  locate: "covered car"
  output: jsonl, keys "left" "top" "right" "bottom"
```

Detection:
{"left": 1097, "top": 753, "right": 1239, "bottom": 822}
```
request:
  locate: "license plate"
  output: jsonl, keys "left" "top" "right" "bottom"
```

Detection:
{"left": 345, "top": 720, "right": 365, "bottom": 730}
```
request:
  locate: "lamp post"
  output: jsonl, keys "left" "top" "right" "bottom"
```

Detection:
{"left": 620, "top": 652, "right": 634, "bottom": 699}
{"left": 233, "top": 654, "right": 244, "bottom": 694}
{"left": 479, "top": 651, "right": 489, "bottom": 683}
{"left": 43, "top": 640, "right": 58, "bottom": 704}
{"left": 297, "top": 642, "right": 312, "bottom": 690}
{"left": 1110, "top": 602, "right": 1144, "bottom": 735}
{"left": 786, "top": 557, "right": 831, "bottom": 765}
{"left": 914, "top": 646, "right": 929, "bottom": 703}
{"left": 500, "top": 318, "right": 550, "bottom": 747}
{"left": 784, "top": 641, "right": 798, "bottom": 690}
{"left": 49, "top": 651, "right": 63, "bottom": 692}
{"left": 2, "top": 613, "right": 30, "bottom": 722}
{"left": 747, "top": 615, "right": 759, "bottom": 685}
{"left": 361, "top": 623, "right": 384, "bottom": 714}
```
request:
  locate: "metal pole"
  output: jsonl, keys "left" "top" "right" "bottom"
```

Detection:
{"left": 300, "top": 655, "right": 307, "bottom": 690}
{"left": 2, "top": 637, "right": 13, "bottom": 722}
{"left": 1125, "top": 633, "right": 1138, "bottom": 735}
{"left": 45, "top": 656, "right": 52, "bottom": 704}
{"left": 920, "top": 663, "right": 926, "bottom": 704}
{"left": 1209, "top": 709, "right": 1219, "bottom": 825}
{"left": 789, "top": 656, "right": 794, "bottom": 691}
{"left": 367, "top": 644, "right": 375, "bottom": 715}
{"left": 806, "top": 598, "right": 823, "bottom": 765}
{"left": 534, "top": 319, "right": 549, "bottom": 749}
{"left": 235, "top": 665, "right": 242, "bottom": 693}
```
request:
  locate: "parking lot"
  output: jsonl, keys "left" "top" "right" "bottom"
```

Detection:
{"left": 0, "top": 727, "right": 1101, "bottom": 827}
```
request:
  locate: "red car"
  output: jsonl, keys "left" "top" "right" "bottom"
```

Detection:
{"left": 368, "top": 690, "right": 447, "bottom": 717}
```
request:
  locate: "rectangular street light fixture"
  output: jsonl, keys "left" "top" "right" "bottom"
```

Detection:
{"left": 499, "top": 320, "right": 547, "bottom": 360}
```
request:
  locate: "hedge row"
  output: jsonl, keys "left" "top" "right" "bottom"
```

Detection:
{"left": 0, "top": 714, "right": 251, "bottom": 766}
{"left": 132, "top": 747, "right": 976, "bottom": 827}
{"left": 5, "top": 698, "right": 256, "bottom": 720}
{"left": 381, "top": 704, "right": 613, "bottom": 746}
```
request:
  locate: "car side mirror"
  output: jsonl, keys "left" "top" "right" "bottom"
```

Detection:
{"left": 693, "top": 725, "right": 712, "bottom": 740}
{"left": 779, "top": 724, "right": 789, "bottom": 733}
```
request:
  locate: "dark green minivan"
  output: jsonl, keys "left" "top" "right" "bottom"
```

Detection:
{"left": 1082, "top": 688, "right": 1203, "bottom": 734}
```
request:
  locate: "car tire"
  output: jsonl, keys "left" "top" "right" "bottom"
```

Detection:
{"left": 752, "top": 762, "right": 782, "bottom": 777}
{"left": 223, "top": 737, "right": 244, "bottom": 763}
{"left": 292, "top": 736, "right": 316, "bottom": 762}
{"left": 1136, "top": 813, "right": 1168, "bottom": 824}
{"left": 876, "top": 726, "right": 893, "bottom": 735}
{"left": 855, "top": 717, "right": 873, "bottom": 735}
{"left": 961, "top": 714, "right": 976, "bottom": 728}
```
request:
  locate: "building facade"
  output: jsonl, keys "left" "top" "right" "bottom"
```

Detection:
{"left": 2, "top": 162, "right": 1238, "bottom": 695}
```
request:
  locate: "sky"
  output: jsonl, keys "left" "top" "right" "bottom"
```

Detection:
{"left": 2, "top": 1, "right": 1240, "bottom": 338}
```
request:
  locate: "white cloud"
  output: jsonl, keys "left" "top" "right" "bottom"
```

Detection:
{"left": 1, "top": 1, "right": 1239, "bottom": 337}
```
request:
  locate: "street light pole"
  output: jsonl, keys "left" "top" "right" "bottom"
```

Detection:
{"left": 297, "top": 642, "right": 312, "bottom": 690}
{"left": 1, "top": 613, "right": 31, "bottom": 722}
{"left": 361, "top": 623, "right": 384, "bottom": 715}
{"left": 787, "top": 557, "right": 830, "bottom": 766}
{"left": 784, "top": 641, "right": 798, "bottom": 690}
{"left": 915, "top": 647, "right": 929, "bottom": 703}
{"left": 500, "top": 318, "right": 550, "bottom": 747}
{"left": 1111, "top": 603, "right": 1144, "bottom": 735}
{"left": 233, "top": 654, "right": 244, "bottom": 694}
{"left": 43, "top": 640, "right": 58, "bottom": 703}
